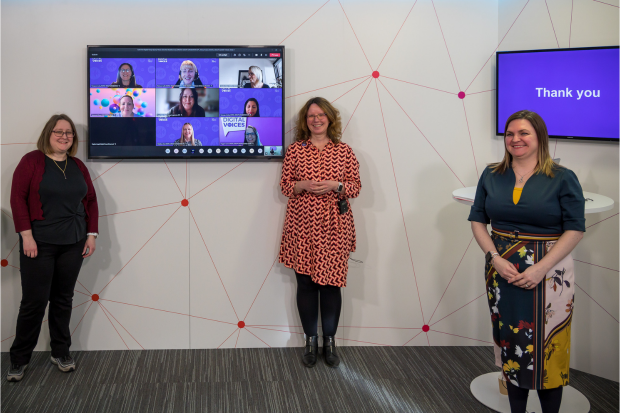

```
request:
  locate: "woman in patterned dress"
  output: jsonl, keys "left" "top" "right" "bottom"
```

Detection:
{"left": 469, "top": 110, "right": 585, "bottom": 413}
{"left": 279, "top": 97, "right": 361, "bottom": 368}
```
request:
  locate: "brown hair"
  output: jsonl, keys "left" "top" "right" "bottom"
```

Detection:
{"left": 36, "top": 114, "right": 79, "bottom": 157}
{"left": 491, "top": 110, "right": 558, "bottom": 177}
{"left": 294, "top": 97, "right": 342, "bottom": 144}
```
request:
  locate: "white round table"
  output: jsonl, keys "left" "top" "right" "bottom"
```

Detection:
{"left": 454, "top": 187, "right": 613, "bottom": 412}
{"left": 471, "top": 373, "right": 591, "bottom": 412}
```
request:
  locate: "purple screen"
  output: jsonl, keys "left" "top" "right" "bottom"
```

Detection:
{"left": 90, "top": 58, "right": 156, "bottom": 88}
{"left": 156, "top": 118, "right": 220, "bottom": 146}
{"left": 219, "top": 88, "right": 283, "bottom": 117}
{"left": 497, "top": 48, "right": 619, "bottom": 139}
{"left": 219, "top": 117, "right": 282, "bottom": 146}
{"left": 156, "top": 58, "right": 219, "bottom": 88}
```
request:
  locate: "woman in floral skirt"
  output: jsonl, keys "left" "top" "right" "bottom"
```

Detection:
{"left": 469, "top": 110, "right": 585, "bottom": 413}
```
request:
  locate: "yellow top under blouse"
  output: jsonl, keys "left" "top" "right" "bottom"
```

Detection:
{"left": 513, "top": 187, "right": 522, "bottom": 204}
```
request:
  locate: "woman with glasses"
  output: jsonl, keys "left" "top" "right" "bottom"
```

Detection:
{"left": 243, "top": 125, "right": 261, "bottom": 146}
{"left": 243, "top": 66, "right": 270, "bottom": 89}
{"left": 7, "top": 114, "right": 98, "bottom": 382}
{"left": 469, "top": 110, "right": 584, "bottom": 413}
{"left": 279, "top": 97, "right": 361, "bottom": 368}
{"left": 110, "top": 63, "right": 142, "bottom": 88}
{"left": 167, "top": 88, "right": 206, "bottom": 117}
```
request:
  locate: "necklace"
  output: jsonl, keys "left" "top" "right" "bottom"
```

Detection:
{"left": 513, "top": 164, "right": 535, "bottom": 183}
{"left": 53, "top": 158, "right": 68, "bottom": 180}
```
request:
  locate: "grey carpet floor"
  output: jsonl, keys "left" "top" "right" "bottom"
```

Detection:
{"left": 1, "top": 347, "right": 617, "bottom": 413}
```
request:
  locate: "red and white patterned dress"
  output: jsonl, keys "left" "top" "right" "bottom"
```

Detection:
{"left": 279, "top": 140, "right": 361, "bottom": 287}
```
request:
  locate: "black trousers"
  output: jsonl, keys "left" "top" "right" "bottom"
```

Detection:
{"left": 10, "top": 237, "right": 86, "bottom": 365}
{"left": 295, "top": 271, "right": 342, "bottom": 337}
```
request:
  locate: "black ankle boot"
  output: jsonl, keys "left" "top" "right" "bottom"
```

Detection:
{"left": 323, "top": 336, "right": 340, "bottom": 368}
{"left": 302, "top": 335, "right": 319, "bottom": 368}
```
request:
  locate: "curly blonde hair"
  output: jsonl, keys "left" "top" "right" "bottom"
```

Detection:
{"left": 294, "top": 97, "right": 342, "bottom": 144}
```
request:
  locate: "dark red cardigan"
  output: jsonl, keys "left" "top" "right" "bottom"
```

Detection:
{"left": 10, "top": 150, "right": 99, "bottom": 234}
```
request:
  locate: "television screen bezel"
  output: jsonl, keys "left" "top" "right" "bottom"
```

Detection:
{"left": 495, "top": 45, "right": 619, "bottom": 143}
{"left": 87, "top": 44, "right": 286, "bottom": 160}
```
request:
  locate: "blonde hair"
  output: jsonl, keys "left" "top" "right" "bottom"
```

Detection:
{"left": 248, "top": 66, "right": 262, "bottom": 83}
{"left": 37, "top": 114, "right": 79, "bottom": 157}
{"left": 491, "top": 110, "right": 558, "bottom": 177}
{"left": 180, "top": 123, "right": 195, "bottom": 145}
{"left": 179, "top": 61, "right": 198, "bottom": 79}
{"left": 294, "top": 97, "right": 342, "bottom": 145}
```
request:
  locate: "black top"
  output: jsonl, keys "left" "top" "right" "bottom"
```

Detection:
{"left": 243, "top": 83, "right": 270, "bottom": 88}
{"left": 468, "top": 165, "right": 585, "bottom": 234}
{"left": 31, "top": 156, "right": 88, "bottom": 244}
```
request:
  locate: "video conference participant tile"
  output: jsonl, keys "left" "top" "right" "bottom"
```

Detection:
{"left": 90, "top": 88, "right": 155, "bottom": 118}
{"left": 219, "top": 88, "right": 283, "bottom": 117}
{"left": 219, "top": 58, "right": 283, "bottom": 89}
{"left": 219, "top": 116, "right": 282, "bottom": 146}
{"left": 90, "top": 117, "right": 156, "bottom": 147}
{"left": 156, "top": 118, "right": 219, "bottom": 147}
{"left": 155, "top": 88, "right": 219, "bottom": 117}
{"left": 90, "top": 58, "right": 155, "bottom": 88}
{"left": 156, "top": 58, "right": 219, "bottom": 88}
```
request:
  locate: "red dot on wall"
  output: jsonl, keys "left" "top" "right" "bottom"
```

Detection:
{"left": 1, "top": 259, "right": 8, "bottom": 267}
{"left": 181, "top": 199, "right": 189, "bottom": 207}
{"left": 458, "top": 91, "right": 466, "bottom": 99}
{"left": 422, "top": 325, "right": 430, "bottom": 332}
{"left": 92, "top": 294, "right": 99, "bottom": 302}
{"left": 238, "top": 321, "right": 245, "bottom": 329}
{"left": 372, "top": 71, "right": 380, "bottom": 79}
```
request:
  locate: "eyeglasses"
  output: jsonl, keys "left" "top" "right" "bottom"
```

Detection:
{"left": 181, "top": 95, "right": 195, "bottom": 100}
{"left": 246, "top": 133, "right": 257, "bottom": 137}
{"left": 120, "top": 69, "right": 132, "bottom": 73}
{"left": 307, "top": 113, "right": 327, "bottom": 121}
{"left": 51, "top": 130, "right": 74, "bottom": 138}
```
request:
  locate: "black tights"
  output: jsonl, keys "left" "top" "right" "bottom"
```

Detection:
{"left": 507, "top": 381, "right": 563, "bottom": 413}
{"left": 295, "top": 272, "right": 341, "bottom": 337}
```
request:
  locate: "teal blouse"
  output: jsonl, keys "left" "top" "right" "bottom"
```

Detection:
{"left": 468, "top": 166, "right": 585, "bottom": 235}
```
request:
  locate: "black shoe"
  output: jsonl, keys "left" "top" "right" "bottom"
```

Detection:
{"left": 7, "top": 363, "right": 27, "bottom": 382}
{"left": 323, "top": 336, "right": 340, "bottom": 368}
{"left": 50, "top": 355, "right": 76, "bottom": 372}
{"left": 302, "top": 335, "right": 319, "bottom": 368}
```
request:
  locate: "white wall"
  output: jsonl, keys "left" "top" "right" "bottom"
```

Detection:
{"left": 1, "top": 0, "right": 617, "bottom": 382}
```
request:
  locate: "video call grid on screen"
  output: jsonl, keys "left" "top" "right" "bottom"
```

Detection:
{"left": 87, "top": 46, "right": 285, "bottom": 159}
{"left": 496, "top": 46, "right": 619, "bottom": 142}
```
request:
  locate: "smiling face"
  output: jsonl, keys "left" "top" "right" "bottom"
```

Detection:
{"left": 49, "top": 119, "right": 74, "bottom": 155}
{"left": 306, "top": 103, "right": 329, "bottom": 137}
{"left": 245, "top": 127, "right": 257, "bottom": 144}
{"left": 120, "top": 96, "right": 134, "bottom": 117}
{"left": 505, "top": 119, "right": 539, "bottom": 162}
{"left": 119, "top": 64, "right": 132, "bottom": 83}
{"left": 181, "top": 89, "right": 195, "bottom": 112}
{"left": 180, "top": 65, "right": 196, "bottom": 85}
{"left": 182, "top": 124, "right": 193, "bottom": 141}
{"left": 245, "top": 101, "right": 257, "bottom": 117}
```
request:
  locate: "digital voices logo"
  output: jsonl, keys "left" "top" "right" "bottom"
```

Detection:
{"left": 536, "top": 88, "right": 601, "bottom": 100}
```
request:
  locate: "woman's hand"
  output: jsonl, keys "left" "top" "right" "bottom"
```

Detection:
{"left": 492, "top": 256, "right": 519, "bottom": 281}
{"left": 309, "top": 180, "right": 339, "bottom": 195}
{"left": 508, "top": 264, "right": 546, "bottom": 289}
{"left": 294, "top": 181, "right": 315, "bottom": 194}
{"left": 21, "top": 232, "right": 38, "bottom": 258}
{"left": 82, "top": 235, "right": 96, "bottom": 258}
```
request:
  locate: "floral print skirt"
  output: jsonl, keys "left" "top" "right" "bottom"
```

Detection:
{"left": 487, "top": 233, "right": 574, "bottom": 390}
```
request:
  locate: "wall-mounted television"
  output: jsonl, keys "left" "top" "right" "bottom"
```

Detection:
{"left": 88, "top": 45, "right": 285, "bottom": 159}
{"left": 496, "top": 46, "right": 619, "bottom": 142}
